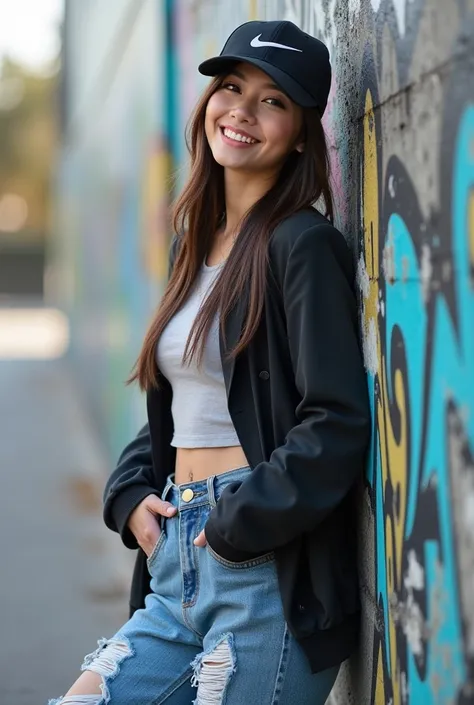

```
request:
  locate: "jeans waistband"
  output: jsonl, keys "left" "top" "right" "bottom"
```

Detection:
{"left": 162, "top": 465, "right": 251, "bottom": 510}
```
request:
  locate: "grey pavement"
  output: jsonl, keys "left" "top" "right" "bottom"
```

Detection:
{"left": 0, "top": 357, "right": 134, "bottom": 704}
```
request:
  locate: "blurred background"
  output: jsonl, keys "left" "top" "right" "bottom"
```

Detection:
{"left": 0, "top": 1, "right": 473, "bottom": 704}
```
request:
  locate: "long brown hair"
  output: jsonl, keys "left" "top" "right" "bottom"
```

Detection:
{"left": 128, "top": 72, "right": 334, "bottom": 392}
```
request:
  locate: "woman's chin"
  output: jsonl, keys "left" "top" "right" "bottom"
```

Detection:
{"left": 210, "top": 150, "right": 241, "bottom": 167}
{"left": 210, "top": 145, "right": 277, "bottom": 176}
{"left": 212, "top": 153, "right": 261, "bottom": 174}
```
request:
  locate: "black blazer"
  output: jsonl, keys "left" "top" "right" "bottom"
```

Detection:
{"left": 103, "top": 207, "right": 371, "bottom": 674}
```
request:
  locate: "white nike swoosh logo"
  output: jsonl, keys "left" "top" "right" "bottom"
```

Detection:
{"left": 250, "top": 34, "right": 302, "bottom": 52}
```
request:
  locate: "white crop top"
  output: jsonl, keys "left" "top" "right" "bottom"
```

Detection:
{"left": 155, "top": 258, "right": 240, "bottom": 448}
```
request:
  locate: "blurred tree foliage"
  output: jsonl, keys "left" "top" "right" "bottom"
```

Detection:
{"left": 0, "top": 56, "right": 59, "bottom": 242}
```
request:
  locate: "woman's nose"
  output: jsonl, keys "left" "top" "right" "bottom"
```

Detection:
{"left": 229, "top": 105, "right": 257, "bottom": 124}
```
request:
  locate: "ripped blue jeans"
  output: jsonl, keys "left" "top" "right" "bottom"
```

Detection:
{"left": 49, "top": 466, "right": 339, "bottom": 705}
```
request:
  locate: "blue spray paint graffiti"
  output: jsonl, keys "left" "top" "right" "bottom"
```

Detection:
{"left": 359, "top": 35, "right": 474, "bottom": 705}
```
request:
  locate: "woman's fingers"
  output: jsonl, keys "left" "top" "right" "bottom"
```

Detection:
{"left": 144, "top": 494, "right": 177, "bottom": 517}
{"left": 193, "top": 528, "right": 207, "bottom": 547}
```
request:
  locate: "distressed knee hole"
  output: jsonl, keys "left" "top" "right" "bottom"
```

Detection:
{"left": 66, "top": 636, "right": 133, "bottom": 704}
{"left": 49, "top": 637, "right": 133, "bottom": 705}
{"left": 81, "top": 637, "right": 132, "bottom": 678}
{"left": 190, "top": 633, "right": 236, "bottom": 704}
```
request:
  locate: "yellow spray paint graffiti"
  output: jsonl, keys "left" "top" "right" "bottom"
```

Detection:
{"left": 141, "top": 137, "right": 171, "bottom": 280}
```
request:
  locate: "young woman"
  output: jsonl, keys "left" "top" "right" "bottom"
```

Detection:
{"left": 49, "top": 19, "right": 370, "bottom": 705}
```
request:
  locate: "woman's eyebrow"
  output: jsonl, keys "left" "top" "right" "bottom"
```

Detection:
{"left": 227, "top": 68, "right": 283, "bottom": 92}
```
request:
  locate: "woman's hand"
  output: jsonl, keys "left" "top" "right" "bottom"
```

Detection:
{"left": 128, "top": 494, "right": 177, "bottom": 557}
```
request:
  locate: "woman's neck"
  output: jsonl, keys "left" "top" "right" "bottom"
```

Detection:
{"left": 223, "top": 167, "right": 277, "bottom": 233}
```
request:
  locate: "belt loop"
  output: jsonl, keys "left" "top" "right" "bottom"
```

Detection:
{"left": 207, "top": 475, "right": 217, "bottom": 507}
{"left": 161, "top": 482, "right": 171, "bottom": 502}
{"left": 161, "top": 479, "right": 173, "bottom": 504}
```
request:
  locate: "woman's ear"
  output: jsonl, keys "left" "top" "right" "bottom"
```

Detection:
{"left": 295, "top": 117, "right": 306, "bottom": 153}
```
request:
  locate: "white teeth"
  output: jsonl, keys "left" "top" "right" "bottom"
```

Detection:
{"left": 223, "top": 128, "right": 256, "bottom": 144}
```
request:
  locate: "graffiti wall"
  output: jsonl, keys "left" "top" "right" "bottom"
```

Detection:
{"left": 356, "top": 1, "right": 474, "bottom": 703}
{"left": 183, "top": 0, "right": 474, "bottom": 702}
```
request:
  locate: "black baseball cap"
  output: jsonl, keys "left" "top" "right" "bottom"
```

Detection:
{"left": 198, "top": 20, "right": 332, "bottom": 116}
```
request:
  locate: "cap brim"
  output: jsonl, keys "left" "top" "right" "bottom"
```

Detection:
{"left": 198, "top": 55, "right": 319, "bottom": 109}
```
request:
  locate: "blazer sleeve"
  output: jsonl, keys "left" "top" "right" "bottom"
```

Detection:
{"left": 102, "top": 233, "right": 180, "bottom": 549}
{"left": 204, "top": 223, "right": 371, "bottom": 562}
{"left": 103, "top": 423, "right": 158, "bottom": 549}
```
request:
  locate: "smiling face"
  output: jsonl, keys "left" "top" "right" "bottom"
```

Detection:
{"left": 204, "top": 62, "right": 304, "bottom": 177}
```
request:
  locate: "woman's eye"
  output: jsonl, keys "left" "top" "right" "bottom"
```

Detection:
{"left": 265, "top": 97, "right": 285, "bottom": 108}
{"left": 221, "top": 83, "right": 284, "bottom": 107}
{"left": 223, "top": 82, "right": 240, "bottom": 92}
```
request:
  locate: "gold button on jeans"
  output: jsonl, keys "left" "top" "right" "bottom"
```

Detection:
{"left": 182, "top": 488, "right": 194, "bottom": 502}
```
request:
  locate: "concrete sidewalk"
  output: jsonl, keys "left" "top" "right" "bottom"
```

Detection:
{"left": 0, "top": 357, "right": 134, "bottom": 704}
